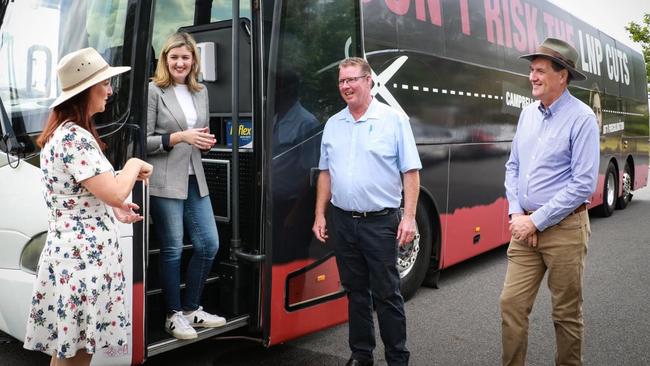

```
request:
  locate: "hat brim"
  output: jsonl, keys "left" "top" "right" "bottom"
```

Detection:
{"left": 520, "top": 53, "right": 587, "bottom": 81}
{"left": 49, "top": 66, "right": 131, "bottom": 109}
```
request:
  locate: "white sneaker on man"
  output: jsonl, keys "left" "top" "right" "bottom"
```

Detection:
{"left": 165, "top": 311, "right": 198, "bottom": 339}
{"left": 184, "top": 306, "right": 227, "bottom": 328}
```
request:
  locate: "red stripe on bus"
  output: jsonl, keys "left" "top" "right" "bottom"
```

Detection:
{"left": 131, "top": 282, "right": 145, "bottom": 365}
{"left": 268, "top": 261, "right": 348, "bottom": 345}
{"left": 635, "top": 163, "right": 648, "bottom": 190}
{"left": 591, "top": 173, "right": 606, "bottom": 207}
{"left": 439, "top": 197, "right": 509, "bottom": 268}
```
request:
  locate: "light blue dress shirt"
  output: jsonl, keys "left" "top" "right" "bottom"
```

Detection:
{"left": 505, "top": 89, "right": 600, "bottom": 231}
{"left": 319, "top": 98, "right": 422, "bottom": 212}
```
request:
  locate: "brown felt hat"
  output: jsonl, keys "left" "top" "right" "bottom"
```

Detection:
{"left": 520, "top": 38, "right": 586, "bottom": 81}
{"left": 50, "top": 47, "right": 131, "bottom": 109}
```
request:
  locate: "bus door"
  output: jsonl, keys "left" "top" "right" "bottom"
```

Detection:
{"left": 263, "top": 0, "right": 363, "bottom": 345}
{"left": 144, "top": 0, "right": 262, "bottom": 358}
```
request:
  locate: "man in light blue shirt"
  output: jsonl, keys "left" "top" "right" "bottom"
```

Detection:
{"left": 313, "top": 57, "right": 421, "bottom": 366}
{"left": 500, "top": 38, "right": 599, "bottom": 366}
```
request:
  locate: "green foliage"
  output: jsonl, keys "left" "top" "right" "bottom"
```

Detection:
{"left": 626, "top": 14, "right": 650, "bottom": 89}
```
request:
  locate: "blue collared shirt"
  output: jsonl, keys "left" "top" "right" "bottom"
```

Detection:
{"left": 505, "top": 89, "right": 600, "bottom": 231}
{"left": 319, "top": 98, "right": 422, "bottom": 212}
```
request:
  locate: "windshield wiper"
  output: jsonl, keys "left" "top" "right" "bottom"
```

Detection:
{"left": 0, "top": 0, "right": 13, "bottom": 30}
{"left": 0, "top": 94, "right": 25, "bottom": 168}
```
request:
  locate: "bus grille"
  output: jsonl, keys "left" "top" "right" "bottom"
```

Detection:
{"left": 202, "top": 150, "right": 257, "bottom": 251}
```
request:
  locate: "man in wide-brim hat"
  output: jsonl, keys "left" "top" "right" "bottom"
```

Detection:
{"left": 500, "top": 37, "right": 600, "bottom": 366}
{"left": 520, "top": 37, "right": 587, "bottom": 82}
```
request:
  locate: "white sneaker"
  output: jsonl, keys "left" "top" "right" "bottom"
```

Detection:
{"left": 184, "top": 306, "right": 227, "bottom": 328}
{"left": 165, "top": 311, "right": 198, "bottom": 340}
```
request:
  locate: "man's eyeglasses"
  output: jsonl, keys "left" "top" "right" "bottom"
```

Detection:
{"left": 338, "top": 75, "right": 368, "bottom": 86}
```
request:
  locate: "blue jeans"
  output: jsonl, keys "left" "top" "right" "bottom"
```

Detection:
{"left": 150, "top": 176, "right": 219, "bottom": 312}
{"left": 329, "top": 206, "right": 410, "bottom": 366}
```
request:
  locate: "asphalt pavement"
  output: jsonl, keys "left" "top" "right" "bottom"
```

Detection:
{"left": 2, "top": 187, "right": 650, "bottom": 365}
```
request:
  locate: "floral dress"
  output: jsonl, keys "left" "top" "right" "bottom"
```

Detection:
{"left": 23, "top": 122, "right": 129, "bottom": 358}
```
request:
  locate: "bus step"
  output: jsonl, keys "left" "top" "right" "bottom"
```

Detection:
{"left": 217, "top": 260, "right": 247, "bottom": 316}
{"left": 147, "top": 314, "right": 250, "bottom": 357}
{"left": 145, "top": 275, "right": 221, "bottom": 296}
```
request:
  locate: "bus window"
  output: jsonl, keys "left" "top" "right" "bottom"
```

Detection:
{"left": 151, "top": 0, "right": 252, "bottom": 56}
{"left": 0, "top": 0, "right": 130, "bottom": 155}
{"left": 267, "top": 0, "right": 363, "bottom": 264}
{"left": 265, "top": 0, "right": 362, "bottom": 345}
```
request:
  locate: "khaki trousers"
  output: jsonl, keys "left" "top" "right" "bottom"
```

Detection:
{"left": 500, "top": 210, "right": 590, "bottom": 366}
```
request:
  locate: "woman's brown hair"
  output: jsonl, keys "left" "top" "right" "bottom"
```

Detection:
{"left": 36, "top": 89, "right": 106, "bottom": 149}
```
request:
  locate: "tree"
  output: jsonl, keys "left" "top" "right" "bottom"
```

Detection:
{"left": 626, "top": 14, "right": 650, "bottom": 90}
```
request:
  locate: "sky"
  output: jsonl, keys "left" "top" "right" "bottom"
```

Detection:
{"left": 548, "top": 0, "right": 650, "bottom": 52}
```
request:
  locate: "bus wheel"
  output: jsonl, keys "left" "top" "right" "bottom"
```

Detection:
{"left": 616, "top": 162, "right": 633, "bottom": 209}
{"left": 595, "top": 162, "right": 617, "bottom": 217}
{"left": 398, "top": 201, "right": 432, "bottom": 301}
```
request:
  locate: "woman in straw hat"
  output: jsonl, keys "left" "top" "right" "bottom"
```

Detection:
{"left": 146, "top": 32, "right": 225, "bottom": 340}
{"left": 23, "top": 47, "right": 152, "bottom": 366}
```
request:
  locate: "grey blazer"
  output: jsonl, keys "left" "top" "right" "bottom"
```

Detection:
{"left": 146, "top": 82, "right": 211, "bottom": 199}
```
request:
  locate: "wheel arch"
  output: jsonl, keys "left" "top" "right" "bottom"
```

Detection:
{"left": 625, "top": 155, "right": 635, "bottom": 189}
{"left": 609, "top": 156, "right": 620, "bottom": 176}
{"left": 594, "top": 157, "right": 620, "bottom": 217}
{"left": 418, "top": 186, "right": 442, "bottom": 271}
{"left": 607, "top": 156, "right": 620, "bottom": 188}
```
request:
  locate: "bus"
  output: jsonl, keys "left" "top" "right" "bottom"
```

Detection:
{"left": 0, "top": 0, "right": 647, "bottom": 364}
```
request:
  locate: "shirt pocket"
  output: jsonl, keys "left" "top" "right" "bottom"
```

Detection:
{"left": 544, "top": 136, "right": 570, "bottom": 164}
{"left": 366, "top": 136, "right": 396, "bottom": 158}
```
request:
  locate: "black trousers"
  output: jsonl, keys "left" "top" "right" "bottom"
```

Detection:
{"left": 329, "top": 206, "right": 410, "bottom": 366}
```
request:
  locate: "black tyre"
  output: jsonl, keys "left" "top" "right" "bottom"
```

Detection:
{"left": 616, "top": 161, "right": 633, "bottom": 209}
{"left": 595, "top": 162, "right": 617, "bottom": 217}
{"left": 398, "top": 200, "right": 433, "bottom": 301}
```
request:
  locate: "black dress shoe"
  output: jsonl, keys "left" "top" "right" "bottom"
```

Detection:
{"left": 345, "top": 358, "right": 374, "bottom": 366}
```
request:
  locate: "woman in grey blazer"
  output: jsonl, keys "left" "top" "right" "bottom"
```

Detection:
{"left": 146, "top": 32, "right": 225, "bottom": 340}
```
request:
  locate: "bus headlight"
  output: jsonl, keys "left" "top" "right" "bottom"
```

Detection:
{"left": 19, "top": 232, "right": 47, "bottom": 274}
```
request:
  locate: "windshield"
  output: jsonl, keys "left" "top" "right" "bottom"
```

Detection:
{"left": 152, "top": 0, "right": 251, "bottom": 55}
{"left": 0, "top": 0, "right": 129, "bottom": 155}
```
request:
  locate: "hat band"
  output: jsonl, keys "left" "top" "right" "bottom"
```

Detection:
{"left": 62, "top": 65, "right": 110, "bottom": 92}
{"left": 537, "top": 45, "right": 576, "bottom": 69}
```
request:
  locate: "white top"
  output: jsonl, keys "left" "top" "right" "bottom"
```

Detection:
{"left": 174, "top": 84, "right": 198, "bottom": 175}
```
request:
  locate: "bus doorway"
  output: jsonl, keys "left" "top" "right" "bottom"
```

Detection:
{"left": 144, "top": 3, "right": 259, "bottom": 356}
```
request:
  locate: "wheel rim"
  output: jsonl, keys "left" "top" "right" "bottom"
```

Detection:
{"left": 606, "top": 172, "right": 616, "bottom": 207}
{"left": 622, "top": 170, "right": 632, "bottom": 202}
{"left": 398, "top": 227, "right": 420, "bottom": 279}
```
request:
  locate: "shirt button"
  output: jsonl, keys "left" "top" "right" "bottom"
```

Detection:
{"left": 524, "top": 194, "right": 528, "bottom": 198}
{"left": 526, "top": 174, "right": 530, "bottom": 178}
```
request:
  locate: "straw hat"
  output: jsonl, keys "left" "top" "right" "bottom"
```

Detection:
{"left": 50, "top": 47, "right": 131, "bottom": 109}
{"left": 520, "top": 38, "right": 586, "bottom": 81}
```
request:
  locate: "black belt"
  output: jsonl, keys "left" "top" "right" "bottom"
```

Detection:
{"left": 336, "top": 206, "right": 396, "bottom": 218}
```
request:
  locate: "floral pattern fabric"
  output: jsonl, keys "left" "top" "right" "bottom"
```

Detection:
{"left": 24, "top": 122, "right": 130, "bottom": 359}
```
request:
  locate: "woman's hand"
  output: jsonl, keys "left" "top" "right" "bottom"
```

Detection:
{"left": 124, "top": 158, "right": 153, "bottom": 184}
{"left": 113, "top": 202, "right": 143, "bottom": 224}
{"left": 181, "top": 127, "right": 216, "bottom": 150}
{"left": 137, "top": 160, "right": 153, "bottom": 183}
